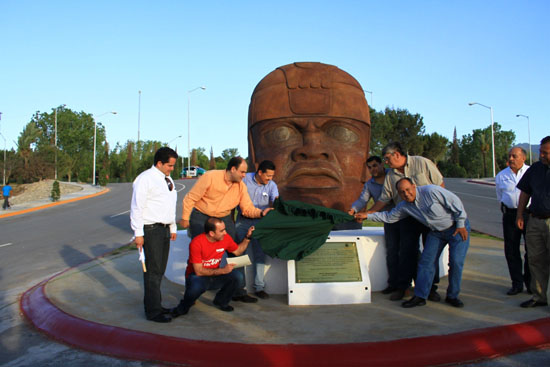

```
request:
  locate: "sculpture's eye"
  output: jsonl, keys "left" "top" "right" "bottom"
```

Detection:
{"left": 325, "top": 124, "right": 359, "bottom": 144}
{"left": 263, "top": 126, "right": 300, "bottom": 145}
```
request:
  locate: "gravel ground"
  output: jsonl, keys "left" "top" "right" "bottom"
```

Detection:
{"left": 9, "top": 180, "right": 83, "bottom": 204}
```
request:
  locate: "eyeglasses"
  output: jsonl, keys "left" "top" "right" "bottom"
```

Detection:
{"left": 165, "top": 177, "right": 173, "bottom": 191}
{"left": 383, "top": 153, "right": 394, "bottom": 162}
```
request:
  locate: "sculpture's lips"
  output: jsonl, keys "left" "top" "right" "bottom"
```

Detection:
{"left": 285, "top": 165, "right": 342, "bottom": 189}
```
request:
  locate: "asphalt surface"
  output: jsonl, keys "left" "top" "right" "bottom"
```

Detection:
{"left": 0, "top": 180, "right": 192, "bottom": 367}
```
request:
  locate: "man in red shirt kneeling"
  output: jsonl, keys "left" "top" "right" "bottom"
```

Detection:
{"left": 171, "top": 217, "right": 254, "bottom": 316}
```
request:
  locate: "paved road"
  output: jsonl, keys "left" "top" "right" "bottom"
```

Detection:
{"left": 0, "top": 180, "right": 192, "bottom": 367}
{"left": 443, "top": 178, "right": 502, "bottom": 239}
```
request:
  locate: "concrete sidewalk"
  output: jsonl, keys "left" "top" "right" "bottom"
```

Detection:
{"left": 0, "top": 182, "right": 106, "bottom": 218}
{"left": 21, "top": 234, "right": 550, "bottom": 366}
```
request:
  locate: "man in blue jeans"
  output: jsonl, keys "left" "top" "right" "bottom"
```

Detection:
{"left": 235, "top": 160, "right": 279, "bottom": 299}
{"left": 171, "top": 217, "right": 255, "bottom": 317}
{"left": 356, "top": 177, "right": 470, "bottom": 308}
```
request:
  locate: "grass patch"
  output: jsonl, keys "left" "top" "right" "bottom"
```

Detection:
{"left": 470, "top": 230, "right": 502, "bottom": 241}
{"left": 110, "top": 243, "right": 137, "bottom": 256}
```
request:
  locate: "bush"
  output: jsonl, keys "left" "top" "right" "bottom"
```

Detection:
{"left": 51, "top": 180, "right": 61, "bottom": 201}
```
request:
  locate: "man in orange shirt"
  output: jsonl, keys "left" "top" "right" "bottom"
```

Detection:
{"left": 180, "top": 156, "right": 272, "bottom": 302}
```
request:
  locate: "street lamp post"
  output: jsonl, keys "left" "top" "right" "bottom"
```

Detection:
{"left": 167, "top": 135, "right": 183, "bottom": 147}
{"left": 54, "top": 104, "right": 66, "bottom": 180}
{"left": 364, "top": 90, "right": 373, "bottom": 107}
{"left": 0, "top": 132, "right": 6, "bottom": 186}
{"left": 93, "top": 111, "right": 117, "bottom": 186}
{"left": 516, "top": 114, "right": 531, "bottom": 165}
{"left": 187, "top": 86, "right": 206, "bottom": 176}
{"left": 469, "top": 102, "right": 496, "bottom": 177}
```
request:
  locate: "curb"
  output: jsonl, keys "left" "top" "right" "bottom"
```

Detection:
{"left": 20, "top": 264, "right": 550, "bottom": 367}
{"left": 0, "top": 188, "right": 109, "bottom": 219}
{"left": 467, "top": 179, "right": 496, "bottom": 187}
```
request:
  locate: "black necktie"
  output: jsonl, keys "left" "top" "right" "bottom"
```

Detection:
{"left": 165, "top": 177, "right": 173, "bottom": 191}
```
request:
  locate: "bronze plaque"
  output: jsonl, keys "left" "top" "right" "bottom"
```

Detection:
{"left": 295, "top": 242, "right": 362, "bottom": 283}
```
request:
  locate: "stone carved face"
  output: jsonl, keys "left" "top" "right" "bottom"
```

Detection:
{"left": 248, "top": 62, "right": 371, "bottom": 211}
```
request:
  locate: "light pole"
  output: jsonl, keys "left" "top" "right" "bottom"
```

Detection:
{"left": 469, "top": 102, "right": 496, "bottom": 177}
{"left": 93, "top": 111, "right": 117, "bottom": 186}
{"left": 137, "top": 90, "right": 141, "bottom": 143}
{"left": 516, "top": 114, "right": 531, "bottom": 165}
{"left": 54, "top": 104, "right": 66, "bottom": 180}
{"left": 364, "top": 90, "right": 373, "bottom": 107}
{"left": 187, "top": 86, "right": 206, "bottom": 176}
{"left": 167, "top": 135, "right": 182, "bottom": 147}
{"left": 0, "top": 132, "right": 6, "bottom": 186}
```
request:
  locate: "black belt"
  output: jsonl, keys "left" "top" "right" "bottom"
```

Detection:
{"left": 144, "top": 223, "right": 170, "bottom": 228}
{"left": 501, "top": 203, "right": 517, "bottom": 214}
{"left": 531, "top": 213, "right": 550, "bottom": 220}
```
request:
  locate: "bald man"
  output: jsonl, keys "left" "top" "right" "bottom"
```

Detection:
{"left": 495, "top": 147, "right": 530, "bottom": 295}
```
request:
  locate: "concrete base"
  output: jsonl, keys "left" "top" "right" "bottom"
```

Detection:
{"left": 165, "top": 227, "right": 449, "bottom": 296}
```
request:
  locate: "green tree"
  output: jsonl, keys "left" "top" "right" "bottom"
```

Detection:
{"left": 370, "top": 107, "right": 425, "bottom": 156}
{"left": 422, "top": 132, "right": 449, "bottom": 163}
{"left": 221, "top": 148, "right": 239, "bottom": 163}
{"left": 51, "top": 180, "right": 60, "bottom": 201}
{"left": 209, "top": 147, "right": 216, "bottom": 170}
{"left": 450, "top": 127, "right": 459, "bottom": 164}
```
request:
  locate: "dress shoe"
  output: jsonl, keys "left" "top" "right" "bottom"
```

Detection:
{"left": 170, "top": 307, "right": 189, "bottom": 319}
{"left": 520, "top": 299, "right": 548, "bottom": 308}
{"left": 389, "top": 288, "right": 408, "bottom": 301}
{"left": 445, "top": 297, "right": 464, "bottom": 308}
{"left": 507, "top": 287, "right": 523, "bottom": 296}
{"left": 428, "top": 289, "right": 441, "bottom": 302}
{"left": 255, "top": 290, "right": 270, "bottom": 299}
{"left": 402, "top": 296, "right": 426, "bottom": 308}
{"left": 213, "top": 300, "right": 234, "bottom": 312}
{"left": 147, "top": 314, "right": 172, "bottom": 323}
{"left": 232, "top": 294, "right": 258, "bottom": 303}
{"left": 381, "top": 286, "right": 397, "bottom": 295}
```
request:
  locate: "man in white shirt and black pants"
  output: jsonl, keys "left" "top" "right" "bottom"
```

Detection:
{"left": 495, "top": 146, "right": 531, "bottom": 295}
{"left": 131, "top": 147, "right": 178, "bottom": 323}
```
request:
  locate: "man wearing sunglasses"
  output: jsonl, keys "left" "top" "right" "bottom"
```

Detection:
{"left": 131, "top": 147, "right": 179, "bottom": 323}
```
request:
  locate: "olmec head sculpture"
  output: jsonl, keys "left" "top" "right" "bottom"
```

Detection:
{"left": 248, "top": 62, "right": 371, "bottom": 211}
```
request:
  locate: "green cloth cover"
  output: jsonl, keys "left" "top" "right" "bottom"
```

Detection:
{"left": 251, "top": 198, "right": 354, "bottom": 260}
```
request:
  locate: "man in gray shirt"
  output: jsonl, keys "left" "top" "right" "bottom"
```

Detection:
{"left": 357, "top": 177, "right": 470, "bottom": 308}
{"left": 368, "top": 142, "right": 444, "bottom": 301}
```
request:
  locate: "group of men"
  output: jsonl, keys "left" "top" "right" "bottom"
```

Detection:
{"left": 352, "top": 142, "right": 470, "bottom": 309}
{"left": 130, "top": 148, "right": 278, "bottom": 323}
{"left": 497, "top": 136, "right": 550, "bottom": 309}
{"left": 130, "top": 135, "right": 550, "bottom": 322}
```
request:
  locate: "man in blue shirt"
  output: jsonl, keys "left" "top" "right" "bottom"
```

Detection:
{"left": 2, "top": 182, "right": 12, "bottom": 210}
{"left": 356, "top": 177, "right": 470, "bottom": 308}
{"left": 348, "top": 156, "right": 400, "bottom": 294}
{"left": 235, "top": 160, "right": 279, "bottom": 299}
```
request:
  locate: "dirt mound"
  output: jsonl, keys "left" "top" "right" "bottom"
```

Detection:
{"left": 10, "top": 180, "right": 83, "bottom": 204}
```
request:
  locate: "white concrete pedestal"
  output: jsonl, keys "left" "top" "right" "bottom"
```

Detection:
{"left": 165, "top": 227, "right": 449, "bottom": 301}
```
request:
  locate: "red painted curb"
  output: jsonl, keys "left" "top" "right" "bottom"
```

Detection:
{"left": 20, "top": 275, "right": 550, "bottom": 366}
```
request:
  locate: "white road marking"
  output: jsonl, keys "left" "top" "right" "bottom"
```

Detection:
{"left": 109, "top": 183, "right": 186, "bottom": 218}
{"left": 110, "top": 210, "right": 130, "bottom": 218}
{"left": 0, "top": 243, "right": 14, "bottom": 248}
{"left": 451, "top": 190, "right": 498, "bottom": 201}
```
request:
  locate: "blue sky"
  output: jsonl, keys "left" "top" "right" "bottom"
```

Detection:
{"left": 1, "top": 0, "right": 548, "bottom": 159}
